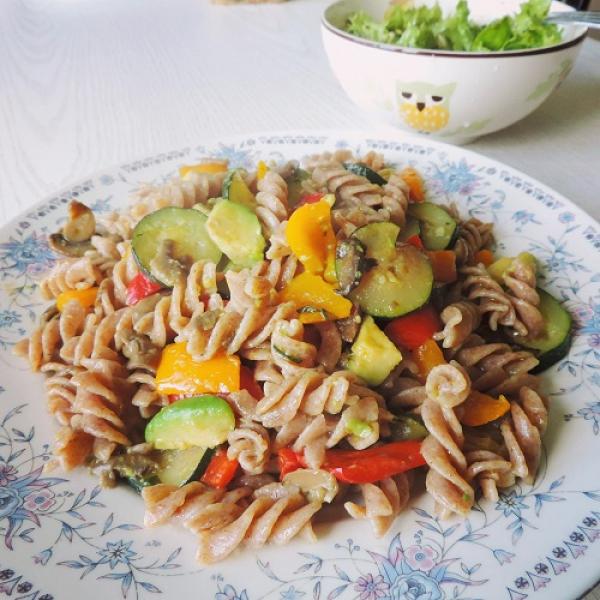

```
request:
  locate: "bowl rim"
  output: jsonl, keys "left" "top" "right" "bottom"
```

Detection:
{"left": 322, "top": 0, "right": 588, "bottom": 58}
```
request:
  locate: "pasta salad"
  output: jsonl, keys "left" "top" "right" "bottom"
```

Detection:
{"left": 15, "top": 149, "right": 572, "bottom": 564}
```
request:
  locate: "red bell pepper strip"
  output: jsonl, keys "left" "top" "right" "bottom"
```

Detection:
{"left": 406, "top": 234, "right": 425, "bottom": 250}
{"left": 240, "top": 365, "right": 264, "bottom": 399}
{"left": 384, "top": 304, "right": 442, "bottom": 351}
{"left": 322, "top": 441, "right": 426, "bottom": 484}
{"left": 201, "top": 449, "right": 239, "bottom": 489}
{"left": 298, "top": 192, "right": 324, "bottom": 206}
{"left": 278, "top": 441, "right": 425, "bottom": 484}
{"left": 126, "top": 272, "right": 162, "bottom": 306}
{"left": 278, "top": 448, "right": 303, "bottom": 479}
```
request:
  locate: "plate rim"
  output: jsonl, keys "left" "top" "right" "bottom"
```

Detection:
{"left": 1, "top": 129, "right": 599, "bottom": 600}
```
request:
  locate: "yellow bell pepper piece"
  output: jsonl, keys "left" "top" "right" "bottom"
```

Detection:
{"left": 286, "top": 199, "right": 337, "bottom": 283}
{"left": 460, "top": 391, "right": 510, "bottom": 427}
{"left": 155, "top": 342, "right": 240, "bottom": 396}
{"left": 279, "top": 272, "right": 352, "bottom": 320}
{"left": 56, "top": 287, "right": 98, "bottom": 312}
{"left": 412, "top": 338, "right": 446, "bottom": 382}
{"left": 297, "top": 308, "right": 328, "bottom": 324}
{"left": 256, "top": 160, "right": 268, "bottom": 180}
{"left": 179, "top": 161, "right": 228, "bottom": 178}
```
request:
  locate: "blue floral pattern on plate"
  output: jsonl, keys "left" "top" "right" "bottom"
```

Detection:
{"left": 0, "top": 132, "right": 598, "bottom": 600}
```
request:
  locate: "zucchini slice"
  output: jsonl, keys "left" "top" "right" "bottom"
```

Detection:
{"left": 335, "top": 238, "right": 367, "bottom": 296}
{"left": 407, "top": 203, "right": 457, "bottom": 251}
{"left": 132, "top": 207, "right": 222, "bottom": 287}
{"left": 343, "top": 162, "right": 387, "bottom": 186}
{"left": 351, "top": 222, "right": 400, "bottom": 262}
{"left": 350, "top": 244, "right": 433, "bottom": 318}
{"left": 222, "top": 169, "right": 256, "bottom": 209}
{"left": 398, "top": 217, "right": 421, "bottom": 242}
{"left": 156, "top": 447, "right": 214, "bottom": 487}
{"left": 513, "top": 289, "right": 572, "bottom": 372}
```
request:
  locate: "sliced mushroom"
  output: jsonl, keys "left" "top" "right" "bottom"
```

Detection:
{"left": 282, "top": 468, "right": 339, "bottom": 504}
{"left": 63, "top": 201, "right": 96, "bottom": 242}
{"left": 48, "top": 233, "right": 93, "bottom": 257}
{"left": 121, "top": 333, "right": 161, "bottom": 369}
{"left": 148, "top": 239, "right": 190, "bottom": 287}
{"left": 48, "top": 200, "right": 97, "bottom": 257}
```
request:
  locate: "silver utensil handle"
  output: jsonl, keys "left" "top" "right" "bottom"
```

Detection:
{"left": 546, "top": 11, "right": 600, "bottom": 28}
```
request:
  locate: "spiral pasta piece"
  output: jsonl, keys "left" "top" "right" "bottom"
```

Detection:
{"left": 503, "top": 256, "right": 545, "bottom": 338}
{"left": 312, "top": 163, "right": 383, "bottom": 208}
{"left": 39, "top": 256, "right": 103, "bottom": 300}
{"left": 256, "top": 170, "right": 290, "bottom": 239}
{"left": 421, "top": 363, "right": 474, "bottom": 517}
{"left": 271, "top": 319, "right": 317, "bottom": 372}
{"left": 500, "top": 386, "right": 548, "bottom": 484}
{"left": 130, "top": 170, "right": 228, "bottom": 222}
{"left": 227, "top": 421, "right": 271, "bottom": 475}
{"left": 302, "top": 149, "right": 354, "bottom": 171}
{"left": 454, "top": 218, "right": 494, "bottom": 266}
{"left": 454, "top": 334, "right": 540, "bottom": 395}
{"left": 461, "top": 263, "right": 528, "bottom": 337}
{"left": 142, "top": 482, "right": 321, "bottom": 564}
{"left": 434, "top": 301, "right": 481, "bottom": 349}
{"left": 344, "top": 475, "right": 410, "bottom": 537}
{"left": 381, "top": 172, "right": 409, "bottom": 228}
{"left": 111, "top": 241, "right": 140, "bottom": 306}
{"left": 69, "top": 369, "right": 133, "bottom": 448}
{"left": 465, "top": 449, "right": 514, "bottom": 502}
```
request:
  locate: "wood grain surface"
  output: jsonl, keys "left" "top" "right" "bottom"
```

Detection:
{"left": 0, "top": 1, "right": 599, "bottom": 597}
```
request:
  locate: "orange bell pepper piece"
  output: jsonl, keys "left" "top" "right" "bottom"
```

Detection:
{"left": 56, "top": 287, "right": 98, "bottom": 312}
{"left": 413, "top": 338, "right": 446, "bottom": 381}
{"left": 286, "top": 199, "right": 337, "bottom": 283}
{"left": 278, "top": 272, "right": 352, "bottom": 320}
{"left": 427, "top": 250, "right": 457, "bottom": 284}
{"left": 179, "top": 161, "right": 228, "bottom": 178}
{"left": 460, "top": 391, "right": 510, "bottom": 427}
{"left": 400, "top": 167, "right": 426, "bottom": 203}
{"left": 155, "top": 342, "right": 240, "bottom": 396}
{"left": 474, "top": 249, "right": 495, "bottom": 267}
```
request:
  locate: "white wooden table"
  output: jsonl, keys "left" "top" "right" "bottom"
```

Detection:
{"left": 0, "top": 1, "right": 599, "bottom": 597}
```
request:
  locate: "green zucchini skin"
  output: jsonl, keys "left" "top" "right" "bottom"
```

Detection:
{"left": 350, "top": 244, "right": 433, "bottom": 318}
{"left": 156, "top": 447, "right": 215, "bottom": 487}
{"left": 513, "top": 288, "right": 572, "bottom": 373}
{"left": 343, "top": 162, "right": 387, "bottom": 186}
{"left": 132, "top": 207, "right": 222, "bottom": 287}
{"left": 407, "top": 203, "right": 458, "bottom": 251}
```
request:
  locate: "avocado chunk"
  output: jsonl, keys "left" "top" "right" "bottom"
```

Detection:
{"left": 346, "top": 316, "right": 402, "bottom": 386}
{"left": 145, "top": 395, "right": 235, "bottom": 450}
{"left": 352, "top": 222, "right": 400, "bottom": 262}
{"left": 488, "top": 252, "right": 538, "bottom": 283}
{"left": 222, "top": 169, "right": 256, "bottom": 210}
{"left": 206, "top": 200, "right": 266, "bottom": 268}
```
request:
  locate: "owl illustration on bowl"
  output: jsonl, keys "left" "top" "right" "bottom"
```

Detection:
{"left": 396, "top": 82, "right": 456, "bottom": 133}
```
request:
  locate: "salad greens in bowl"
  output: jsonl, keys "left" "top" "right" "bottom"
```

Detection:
{"left": 321, "top": 0, "right": 587, "bottom": 143}
{"left": 346, "top": 0, "right": 562, "bottom": 52}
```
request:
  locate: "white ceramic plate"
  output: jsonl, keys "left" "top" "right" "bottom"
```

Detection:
{"left": 1, "top": 132, "right": 599, "bottom": 600}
